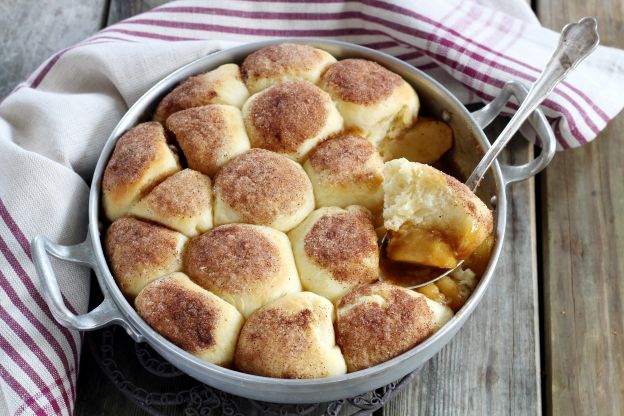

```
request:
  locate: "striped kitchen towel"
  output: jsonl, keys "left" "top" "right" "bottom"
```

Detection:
{"left": 0, "top": 0, "right": 623, "bottom": 415}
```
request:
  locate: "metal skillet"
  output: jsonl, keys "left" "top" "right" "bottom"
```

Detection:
{"left": 31, "top": 18, "right": 597, "bottom": 404}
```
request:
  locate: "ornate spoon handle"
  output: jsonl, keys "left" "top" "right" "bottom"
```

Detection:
{"left": 465, "top": 17, "right": 600, "bottom": 191}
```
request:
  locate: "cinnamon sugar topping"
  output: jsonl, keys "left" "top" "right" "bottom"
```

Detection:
{"left": 336, "top": 282, "right": 435, "bottom": 371}
{"left": 135, "top": 276, "right": 218, "bottom": 353}
{"left": 247, "top": 81, "right": 327, "bottom": 153}
{"left": 140, "top": 169, "right": 211, "bottom": 218}
{"left": 241, "top": 43, "right": 323, "bottom": 82}
{"left": 308, "top": 134, "right": 381, "bottom": 184}
{"left": 155, "top": 73, "right": 220, "bottom": 122}
{"left": 304, "top": 209, "right": 378, "bottom": 283}
{"left": 214, "top": 149, "right": 312, "bottom": 224}
{"left": 321, "top": 59, "right": 403, "bottom": 104}
{"left": 166, "top": 105, "right": 228, "bottom": 177}
{"left": 103, "top": 122, "right": 167, "bottom": 192}
{"left": 104, "top": 217, "right": 183, "bottom": 292}
{"left": 235, "top": 305, "right": 328, "bottom": 378}
{"left": 185, "top": 224, "right": 280, "bottom": 295}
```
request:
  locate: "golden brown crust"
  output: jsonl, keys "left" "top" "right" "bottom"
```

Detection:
{"left": 308, "top": 134, "right": 382, "bottom": 185}
{"left": 103, "top": 122, "right": 170, "bottom": 193}
{"left": 137, "top": 169, "right": 212, "bottom": 219}
{"left": 443, "top": 173, "right": 493, "bottom": 237}
{"left": 235, "top": 307, "right": 318, "bottom": 378}
{"left": 304, "top": 209, "right": 378, "bottom": 283}
{"left": 241, "top": 43, "right": 324, "bottom": 83}
{"left": 135, "top": 276, "right": 219, "bottom": 353}
{"left": 246, "top": 81, "right": 327, "bottom": 153}
{"left": 321, "top": 59, "right": 403, "bottom": 104}
{"left": 104, "top": 217, "right": 184, "bottom": 294}
{"left": 233, "top": 291, "right": 344, "bottom": 379}
{"left": 336, "top": 282, "right": 435, "bottom": 372}
{"left": 166, "top": 105, "right": 228, "bottom": 177}
{"left": 185, "top": 224, "right": 280, "bottom": 295}
{"left": 155, "top": 73, "right": 225, "bottom": 122}
{"left": 214, "top": 149, "right": 312, "bottom": 224}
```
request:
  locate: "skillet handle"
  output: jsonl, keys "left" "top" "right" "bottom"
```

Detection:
{"left": 31, "top": 233, "right": 144, "bottom": 342}
{"left": 470, "top": 80, "right": 557, "bottom": 186}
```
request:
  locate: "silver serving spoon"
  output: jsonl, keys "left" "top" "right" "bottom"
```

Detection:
{"left": 380, "top": 17, "right": 600, "bottom": 289}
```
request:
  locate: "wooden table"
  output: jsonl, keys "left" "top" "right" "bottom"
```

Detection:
{"left": 1, "top": 1, "right": 622, "bottom": 415}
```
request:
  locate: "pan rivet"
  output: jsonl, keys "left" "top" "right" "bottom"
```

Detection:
{"left": 441, "top": 110, "right": 452, "bottom": 122}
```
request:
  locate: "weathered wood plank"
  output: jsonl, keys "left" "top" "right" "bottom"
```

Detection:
{"left": 536, "top": 3, "right": 624, "bottom": 415}
{"left": 382, "top": 122, "right": 541, "bottom": 415}
{"left": 0, "top": 0, "right": 107, "bottom": 99}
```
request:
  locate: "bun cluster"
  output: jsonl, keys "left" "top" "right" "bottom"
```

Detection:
{"left": 102, "top": 43, "right": 492, "bottom": 378}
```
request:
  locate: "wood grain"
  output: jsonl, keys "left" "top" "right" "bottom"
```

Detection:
{"left": 0, "top": 0, "right": 107, "bottom": 99}
{"left": 382, "top": 123, "right": 541, "bottom": 415}
{"left": 536, "top": 2, "right": 624, "bottom": 415}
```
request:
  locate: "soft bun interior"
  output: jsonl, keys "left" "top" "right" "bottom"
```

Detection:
{"left": 383, "top": 158, "right": 493, "bottom": 268}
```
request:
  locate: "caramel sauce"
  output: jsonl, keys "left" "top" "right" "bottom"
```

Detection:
{"left": 380, "top": 255, "right": 449, "bottom": 287}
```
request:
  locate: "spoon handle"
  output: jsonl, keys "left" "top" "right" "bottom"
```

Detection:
{"left": 465, "top": 17, "right": 600, "bottom": 191}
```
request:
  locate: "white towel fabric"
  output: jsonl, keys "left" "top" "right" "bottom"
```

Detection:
{"left": 0, "top": 1, "right": 623, "bottom": 414}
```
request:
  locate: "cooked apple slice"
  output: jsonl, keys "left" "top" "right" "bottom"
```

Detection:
{"left": 380, "top": 117, "right": 453, "bottom": 164}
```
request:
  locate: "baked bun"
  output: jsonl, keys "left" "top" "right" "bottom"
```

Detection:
{"left": 154, "top": 64, "right": 249, "bottom": 122}
{"left": 336, "top": 282, "right": 452, "bottom": 372}
{"left": 185, "top": 224, "right": 301, "bottom": 317}
{"left": 135, "top": 272, "right": 244, "bottom": 367}
{"left": 319, "top": 59, "right": 419, "bottom": 147}
{"left": 234, "top": 292, "right": 347, "bottom": 378}
{"left": 129, "top": 169, "right": 213, "bottom": 237}
{"left": 383, "top": 159, "right": 493, "bottom": 269}
{"left": 241, "top": 43, "right": 336, "bottom": 94}
{"left": 289, "top": 206, "right": 379, "bottom": 301}
{"left": 166, "top": 104, "right": 250, "bottom": 177}
{"left": 105, "top": 217, "right": 187, "bottom": 298}
{"left": 242, "top": 81, "right": 343, "bottom": 161}
{"left": 213, "top": 149, "right": 314, "bottom": 231}
{"left": 103, "top": 122, "right": 181, "bottom": 221}
{"left": 304, "top": 134, "right": 384, "bottom": 213}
